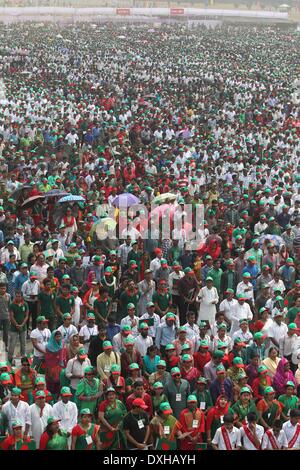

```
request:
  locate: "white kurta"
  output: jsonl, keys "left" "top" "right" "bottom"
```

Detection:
{"left": 229, "top": 303, "right": 253, "bottom": 335}
{"left": 53, "top": 400, "right": 78, "bottom": 449}
{"left": 29, "top": 403, "right": 53, "bottom": 448}
{"left": 198, "top": 286, "right": 219, "bottom": 326}
{"left": 2, "top": 400, "right": 31, "bottom": 433}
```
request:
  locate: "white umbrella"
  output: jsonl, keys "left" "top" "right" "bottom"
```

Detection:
{"left": 279, "top": 4, "right": 290, "bottom": 7}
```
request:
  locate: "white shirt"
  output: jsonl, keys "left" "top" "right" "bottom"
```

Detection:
{"left": 240, "top": 424, "right": 264, "bottom": 450}
{"left": 282, "top": 421, "right": 300, "bottom": 448}
{"left": 79, "top": 324, "right": 98, "bottom": 352}
{"left": 120, "top": 315, "right": 139, "bottom": 338}
{"left": 134, "top": 335, "right": 153, "bottom": 357}
{"left": 21, "top": 279, "right": 40, "bottom": 301}
{"left": 57, "top": 324, "right": 78, "bottom": 345}
{"left": 139, "top": 313, "right": 160, "bottom": 338}
{"left": 65, "top": 357, "right": 91, "bottom": 390}
{"left": 232, "top": 328, "right": 253, "bottom": 346}
{"left": 2, "top": 399, "right": 31, "bottom": 433}
{"left": 168, "top": 271, "right": 184, "bottom": 296}
{"left": 183, "top": 322, "right": 200, "bottom": 353}
{"left": 230, "top": 302, "right": 253, "bottom": 335}
{"left": 236, "top": 282, "right": 254, "bottom": 302}
{"left": 261, "top": 429, "right": 288, "bottom": 450}
{"left": 30, "top": 327, "right": 51, "bottom": 358}
{"left": 149, "top": 257, "right": 162, "bottom": 278}
{"left": 29, "top": 403, "right": 53, "bottom": 447}
{"left": 72, "top": 296, "right": 83, "bottom": 327}
{"left": 0, "top": 247, "right": 20, "bottom": 264}
{"left": 219, "top": 299, "right": 238, "bottom": 320}
{"left": 212, "top": 426, "right": 241, "bottom": 449}
{"left": 268, "top": 321, "right": 288, "bottom": 345}
{"left": 53, "top": 400, "right": 78, "bottom": 433}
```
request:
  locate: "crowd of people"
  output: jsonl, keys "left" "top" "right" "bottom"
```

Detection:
{"left": 1, "top": 22, "right": 300, "bottom": 451}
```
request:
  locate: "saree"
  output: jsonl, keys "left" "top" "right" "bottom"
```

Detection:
{"left": 75, "top": 378, "right": 101, "bottom": 415}
{"left": 72, "top": 423, "right": 100, "bottom": 450}
{"left": 179, "top": 408, "right": 205, "bottom": 450}
{"left": 232, "top": 400, "right": 258, "bottom": 424}
{"left": 151, "top": 415, "right": 182, "bottom": 449}
{"left": 257, "top": 399, "right": 281, "bottom": 427}
{"left": 99, "top": 399, "right": 127, "bottom": 450}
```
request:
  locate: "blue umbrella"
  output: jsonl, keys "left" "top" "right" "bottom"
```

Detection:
{"left": 44, "top": 190, "right": 69, "bottom": 198}
{"left": 58, "top": 195, "right": 86, "bottom": 204}
{"left": 112, "top": 193, "right": 141, "bottom": 208}
{"left": 259, "top": 234, "right": 284, "bottom": 247}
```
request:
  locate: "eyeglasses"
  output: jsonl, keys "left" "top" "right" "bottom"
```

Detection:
{"left": 173, "top": 374, "right": 181, "bottom": 378}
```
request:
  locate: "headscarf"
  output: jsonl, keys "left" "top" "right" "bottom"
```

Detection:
{"left": 46, "top": 330, "right": 63, "bottom": 353}
{"left": 212, "top": 394, "right": 229, "bottom": 419}
{"left": 273, "top": 357, "right": 297, "bottom": 394}
{"left": 67, "top": 334, "right": 83, "bottom": 359}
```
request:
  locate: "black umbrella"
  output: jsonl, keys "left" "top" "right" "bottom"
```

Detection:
{"left": 10, "top": 184, "right": 31, "bottom": 200}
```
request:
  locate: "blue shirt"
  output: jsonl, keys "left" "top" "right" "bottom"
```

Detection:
{"left": 242, "top": 265, "right": 259, "bottom": 290}
{"left": 107, "top": 323, "right": 121, "bottom": 343}
{"left": 143, "top": 355, "right": 161, "bottom": 375}
{"left": 14, "top": 273, "right": 29, "bottom": 292}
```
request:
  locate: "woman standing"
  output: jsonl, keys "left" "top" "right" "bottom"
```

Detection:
{"left": 44, "top": 330, "right": 67, "bottom": 396}
{"left": 102, "top": 364, "right": 125, "bottom": 401}
{"left": 62, "top": 207, "right": 78, "bottom": 246}
{"left": 256, "top": 386, "right": 282, "bottom": 430}
{"left": 198, "top": 277, "right": 219, "bottom": 329}
{"left": 71, "top": 409, "right": 101, "bottom": 450}
{"left": 98, "top": 388, "right": 127, "bottom": 450}
{"left": 179, "top": 395, "right": 205, "bottom": 450}
{"left": 39, "top": 417, "right": 69, "bottom": 450}
{"left": 125, "top": 363, "right": 148, "bottom": 396}
{"left": 151, "top": 382, "right": 168, "bottom": 414}
{"left": 150, "top": 402, "right": 184, "bottom": 450}
{"left": 180, "top": 354, "right": 200, "bottom": 392}
{"left": 143, "top": 345, "right": 161, "bottom": 379}
{"left": 278, "top": 381, "right": 300, "bottom": 421}
{"left": 206, "top": 395, "right": 234, "bottom": 445}
{"left": 1, "top": 419, "right": 35, "bottom": 450}
{"left": 67, "top": 333, "right": 83, "bottom": 361}
{"left": 75, "top": 366, "right": 102, "bottom": 416}
{"left": 252, "top": 364, "right": 273, "bottom": 400}
{"left": 273, "top": 357, "right": 297, "bottom": 395}
{"left": 82, "top": 275, "right": 100, "bottom": 314}
{"left": 232, "top": 386, "right": 257, "bottom": 427}
{"left": 262, "top": 347, "right": 280, "bottom": 380}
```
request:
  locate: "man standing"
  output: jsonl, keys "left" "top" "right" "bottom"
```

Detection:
{"left": 123, "top": 398, "right": 151, "bottom": 450}
{"left": 2, "top": 387, "right": 31, "bottom": 435}
{"left": 0, "top": 283, "right": 10, "bottom": 352}
{"left": 239, "top": 412, "right": 264, "bottom": 450}
{"left": 30, "top": 316, "right": 51, "bottom": 372}
{"left": 8, "top": 291, "right": 29, "bottom": 364}
{"left": 21, "top": 272, "right": 40, "bottom": 333}
{"left": 212, "top": 414, "right": 241, "bottom": 450}
{"left": 134, "top": 323, "right": 153, "bottom": 358}
{"left": 164, "top": 367, "right": 190, "bottom": 419}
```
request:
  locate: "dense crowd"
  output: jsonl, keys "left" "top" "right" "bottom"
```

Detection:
{"left": 1, "top": 22, "right": 300, "bottom": 451}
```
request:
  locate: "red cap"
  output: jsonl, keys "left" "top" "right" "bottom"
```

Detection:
{"left": 132, "top": 398, "right": 148, "bottom": 410}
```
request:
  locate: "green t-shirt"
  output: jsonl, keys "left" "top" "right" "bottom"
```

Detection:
{"left": 38, "top": 291, "right": 56, "bottom": 319}
{"left": 56, "top": 295, "right": 75, "bottom": 314}
{"left": 9, "top": 301, "right": 29, "bottom": 332}
{"left": 94, "top": 299, "right": 110, "bottom": 321}
{"left": 120, "top": 291, "right": 140, "bottom": 314}
{"left": 152, "top": 292, "right": 171, "bottom": 311}
{"left": 287, "top": 307, "right": 300, "bottom": 323}
{"left": 278, "top": 394, "right": 299, "bottom": 416}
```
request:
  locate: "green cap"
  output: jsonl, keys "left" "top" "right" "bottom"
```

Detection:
{"left": 80, "top": 409, "right": 93, "bottom": 416}
{"left": 233, "top": 357, "right": 244, "bottom": 366}
{"left": 182, "top": 354, "right": 192, "bottom": 362}
{"left": 124, "top": 337, "right": 135, "bottom": 346}
{"left": 35, "top": 376, "right": 46, "bottom": 385}
{"left": 84, "top": 366, "right": 94, "bottom": 374}
{"left": 47, "top": 416, "right": 61, "bottom": 425}
{"left": 217, "top": 323, "right": 227, "bottom": 330}
{"left": 197, "top": 377, "right": 207, "bottom": 384}
{"left": 146, "top": 301, "right": 155, "bottom": 308}
{"left": 86, "top": 312, "right": 95, "bottom": 320}
{"left": 110, "top": 364, "right": 121, "bottom": 374}
{"left": 288, "top": 323, "right": 298, "bottom": 330}
{"left": 213, "top": 350, "right": 224, "bottom": 359}
{"left": 216, "top": 364, "right": 226, "bottom": 374}
{"left": 78, "top": 347, "right": 87, "bottom": 357}
{"left": 157, "top": 360, "right": 167, "bottom": 367}
{"left": 165, "top": 344, "right": 175, "bottom": 351}
{"left": 171, "top": 367, "right": 181, "bottom": 375}
{"left": 264, "top": 386, "right": 275, "bottom": 395}
{"left": 199, "top": 321, "right": 207, "bottom": 329}
{"left": 36, "top": 316, "right": 49, "bottom": 323}
{"left": 103, "top": 341, "right": 113, "bottom": 350}
{"left": 240, "top": 387, "right": 251, "bottom": 394}
{"left": 35, "top": 390, "right": 46, "bottom": 398}
{"left": 127, "top": 303, "right": 135, "bottom": 310}
{"left": 63, "top": 313, "right": 72, "bottom": 320}
{"left": 60, "top": 386, "right": 72, "bottom": 396}
{"left": 159, "top": 402, "right": 173, "bottom": 414}
{"left": 254, "top": 332, "right": 265, "bottom": 341}
{"left": 258, "top": 365, "right": 268, "bottom": 374}
{"left": 153, "top": 381, "right": 164, "bottom": 389}
{"left": 11, "top": 387, "right": 22, "bottom": 395}
{"left": 187, "top": 395, "right": 197, "bottom": 403}
{"left": 140, "top": 322, "right": 149, "bottom": 330}
{"left": 286, "top": 381, "right": 296, "bottom": 388}
{"left": 166, "top": 312, "right": 176, "bottom": 321}
{"left": 0, "top": 372, "right": 12, "bottom": 384}
{"left": 129, "top": 363, "right": 140, "bottom": 371}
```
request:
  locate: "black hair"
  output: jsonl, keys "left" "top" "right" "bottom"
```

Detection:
{"left": 133, "top": 380, "right": 144, "bottom": 389}
{"left": 247, "top": 412, "right": 257, "bottom": 423}
{"left": 224, "top": 414, "right": 234, "bottom": 424}
{"left": 290, "top": 409, "right": 300, "bottom": 419}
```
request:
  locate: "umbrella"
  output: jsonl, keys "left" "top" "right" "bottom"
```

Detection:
{"left": 58, "top": 195, "right": 85, "bottom": 204}
{"left": 44, "top": 189, "right": 69, "bottom": 199}
{"left": 90, "top": 218, "right": 117, "bottom": 239}
{"left": 279, "top": 3, "right": 290, "bottom": 7}
{"left": 259, "top": 234, "right": 284, "bottom": 247}
{"left": 112, "top": 193, "right": 141, "bottom": 208}
{"left": 152, "top": 193, "right": 177, "bottom": 205}
{"left": 11, "top": 184, "right": 31, "bottom": 200}
{"left": 21, "top": 195, "right": 46, "bottom": 209}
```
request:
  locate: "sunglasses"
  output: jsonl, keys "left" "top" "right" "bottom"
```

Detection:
{"left": 173, "top": 374, "right": 181, "bottom": 378}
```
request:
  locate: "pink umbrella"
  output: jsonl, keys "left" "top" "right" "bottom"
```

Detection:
{"left": 150, "top": 204, "right": 176, "bottom": 218}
